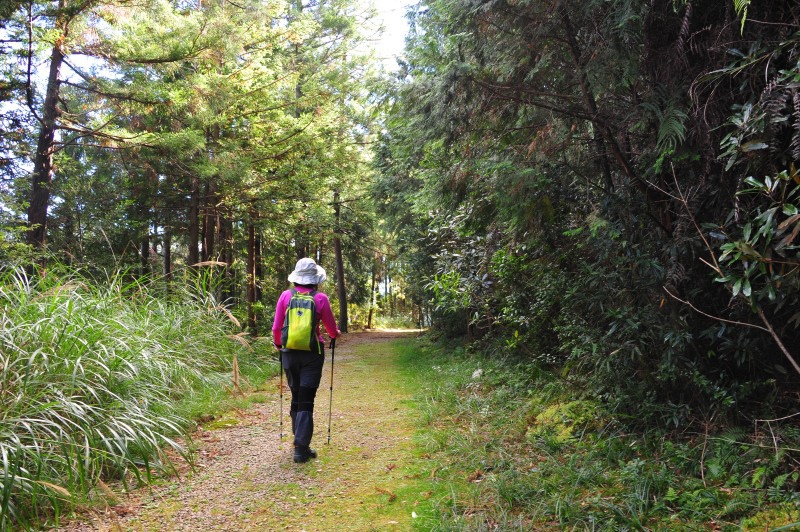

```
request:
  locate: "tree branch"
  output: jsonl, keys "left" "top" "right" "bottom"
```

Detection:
{"left": 668, "top": 166, "right": 800, "bottom": 377}
{"left": 663, "top": 286, "right": 769, "bottom": 333}
{"left": 757, "top": 308, "right": 800, "bottom": 377}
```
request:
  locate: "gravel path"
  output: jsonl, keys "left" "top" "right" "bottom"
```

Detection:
{"left": 56, "top": 330, "right": 424, "bottom": 532}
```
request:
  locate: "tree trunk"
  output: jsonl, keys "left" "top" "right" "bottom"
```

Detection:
{"left": 384, "top": 261, "right": 388, "bottom": 312}
{"left": 247, "top": 223, "right": 257, "bottom": 335}
{"left": 333, "top": 191, "right": 347, "bottom": 332}
{"left": 385, "top": 260, "right": 393, "bottom": 317}
{"left": 255, "top": 229, "right": 263, "bottom": 304}
{"left": 202, "top": 122, "right": 221, "bottom": 263}
{"left": 201, "top": 184, "right": 209, "bottom": 262}
{"left": 188, "top": 174, "right": 200, "bottom": 266}
{"left": 367, "top": 258, "right": 377, "bottom": 329}
{"left": 140, "top": 235, "right": 149, "bottom": 276}
{"left": 63, "top": 209, "right": 74, "bottom": 265}
{"left": 27, "top": 0, "right": 67, "bottom": 255}
{"left": 333, "top": 236, "right": 347, "bottom": 332}
{"left": 163, "top": 229, "right": 172, "bottom": 281}
{"left": 202, "top": 181, "right": 217, "bottom": 262}
{"left": 221, "top": 217, "right": 234, "bottom": 304}
{"left": 294, "top": 229, "right": 307, "bottom": 260}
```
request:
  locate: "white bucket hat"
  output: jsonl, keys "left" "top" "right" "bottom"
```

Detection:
{"left": 287, "top": 257, "right": 327, "bottom": 285}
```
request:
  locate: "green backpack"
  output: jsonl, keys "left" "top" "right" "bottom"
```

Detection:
{"left": 281, "top": 289, "right": 321, "bottom": 353}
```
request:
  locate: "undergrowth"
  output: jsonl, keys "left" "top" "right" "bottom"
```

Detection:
{"left": 0, "top": 266, "right": 276, "bottom": 530}
{"left": 402, "top": 336, "right": 800, "bottom": 531}
{"left": 374, "top": 315, "right": 420, "bottom": 330}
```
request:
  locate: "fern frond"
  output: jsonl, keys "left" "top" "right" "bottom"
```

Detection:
{"left": 658, "top": 110, "right": 689, "bottom": 151}
{"left": 640, "top": 86, "right": 689, "bottom": 151}
{"left": 734, "top": 0, "right": 750, "bottom": 33}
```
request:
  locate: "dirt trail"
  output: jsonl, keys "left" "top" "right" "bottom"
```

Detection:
{"left": 58, "top": 330, "right": 425, "bottom": 532}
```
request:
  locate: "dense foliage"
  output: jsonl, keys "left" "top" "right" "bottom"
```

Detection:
{"left": 0, "top": 2, "right": 397, "bottom": 525}
{"left": 0, "top": 0, "right": 381, "bottom": 332}
{"left": 376, "top": 1, "right": 800, "bottom": 427}
{"left": 0, "top": 267, "right": 266, "bottom": 528}
{"left": 405, "top": 338, "right": 800, "bottom": 530}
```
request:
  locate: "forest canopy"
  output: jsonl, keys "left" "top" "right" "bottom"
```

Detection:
{"left": 1, "top": 0, "right": 799, "bottom": 424}
{"left": 0, "top": 0, "right": 393, "bottom": 333}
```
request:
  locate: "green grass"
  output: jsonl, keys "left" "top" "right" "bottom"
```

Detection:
{"left": 374, "top": 315, "right": 421, "bottom": 329}
{"left": 399, "top": 336, "right": 800, "bottom": 530}
{"left": 0, "top": 266, "right": 276, "bottom": 529}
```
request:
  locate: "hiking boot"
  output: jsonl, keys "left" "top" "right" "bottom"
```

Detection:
{"left": 293, "top": 446, "right": 317, "bottom": 463}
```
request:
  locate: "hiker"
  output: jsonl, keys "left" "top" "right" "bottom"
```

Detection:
{"left": 272, "top": 257, "right": 339, "bottom": 463}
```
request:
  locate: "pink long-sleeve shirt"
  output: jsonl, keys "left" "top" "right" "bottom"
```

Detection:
{"left": 272, "top": 287, "right": 339, "bottom": 347}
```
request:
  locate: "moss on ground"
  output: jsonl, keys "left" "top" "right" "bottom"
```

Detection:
{"left": 254, "top": 335, "right": 438, "bottom": 531}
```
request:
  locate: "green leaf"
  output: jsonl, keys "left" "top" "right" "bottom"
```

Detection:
{"left": 743, "top": 176, "right": 764, "bottom": 189}
{"left": 742, "top": 279, "right": 752, "bottom": 297}
{"left": 739, "top": 242, "right": 762, "bottom": 257}
{"left": 740, "top": 141, "right": 768, "bottom": 152}
{"left": 732, "top": 278, "right": 742, "bottom": 297}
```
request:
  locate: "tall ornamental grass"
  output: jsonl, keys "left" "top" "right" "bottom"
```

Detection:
{"left": 0, "top": 267, "right": 246, "bottom": 528}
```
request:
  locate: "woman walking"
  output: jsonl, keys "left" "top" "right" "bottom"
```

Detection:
{"left": 272, "top": 257, "right": 339, "bottom": 463}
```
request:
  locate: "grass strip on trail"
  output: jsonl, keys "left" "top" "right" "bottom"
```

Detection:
{"left": 58, "top": 331, "right": 438, "bottom": 531}
{"left": 256, "top": 332, "right": 439, "bottom": 530}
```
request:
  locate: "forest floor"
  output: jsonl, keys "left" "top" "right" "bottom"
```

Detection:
{"left": 57, "top": 330, "right": 428, "bottom": 532}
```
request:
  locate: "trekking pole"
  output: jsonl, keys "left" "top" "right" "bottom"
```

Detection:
{"left": 276, "top": 344, "right": 284, "bottom": 441}
{"left": 326, "top": 337, "right": 336, "bottom": 445}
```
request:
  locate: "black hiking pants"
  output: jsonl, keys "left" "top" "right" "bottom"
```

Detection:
{"left": 281, "top": 348, "right": 324, "bottom": 448}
